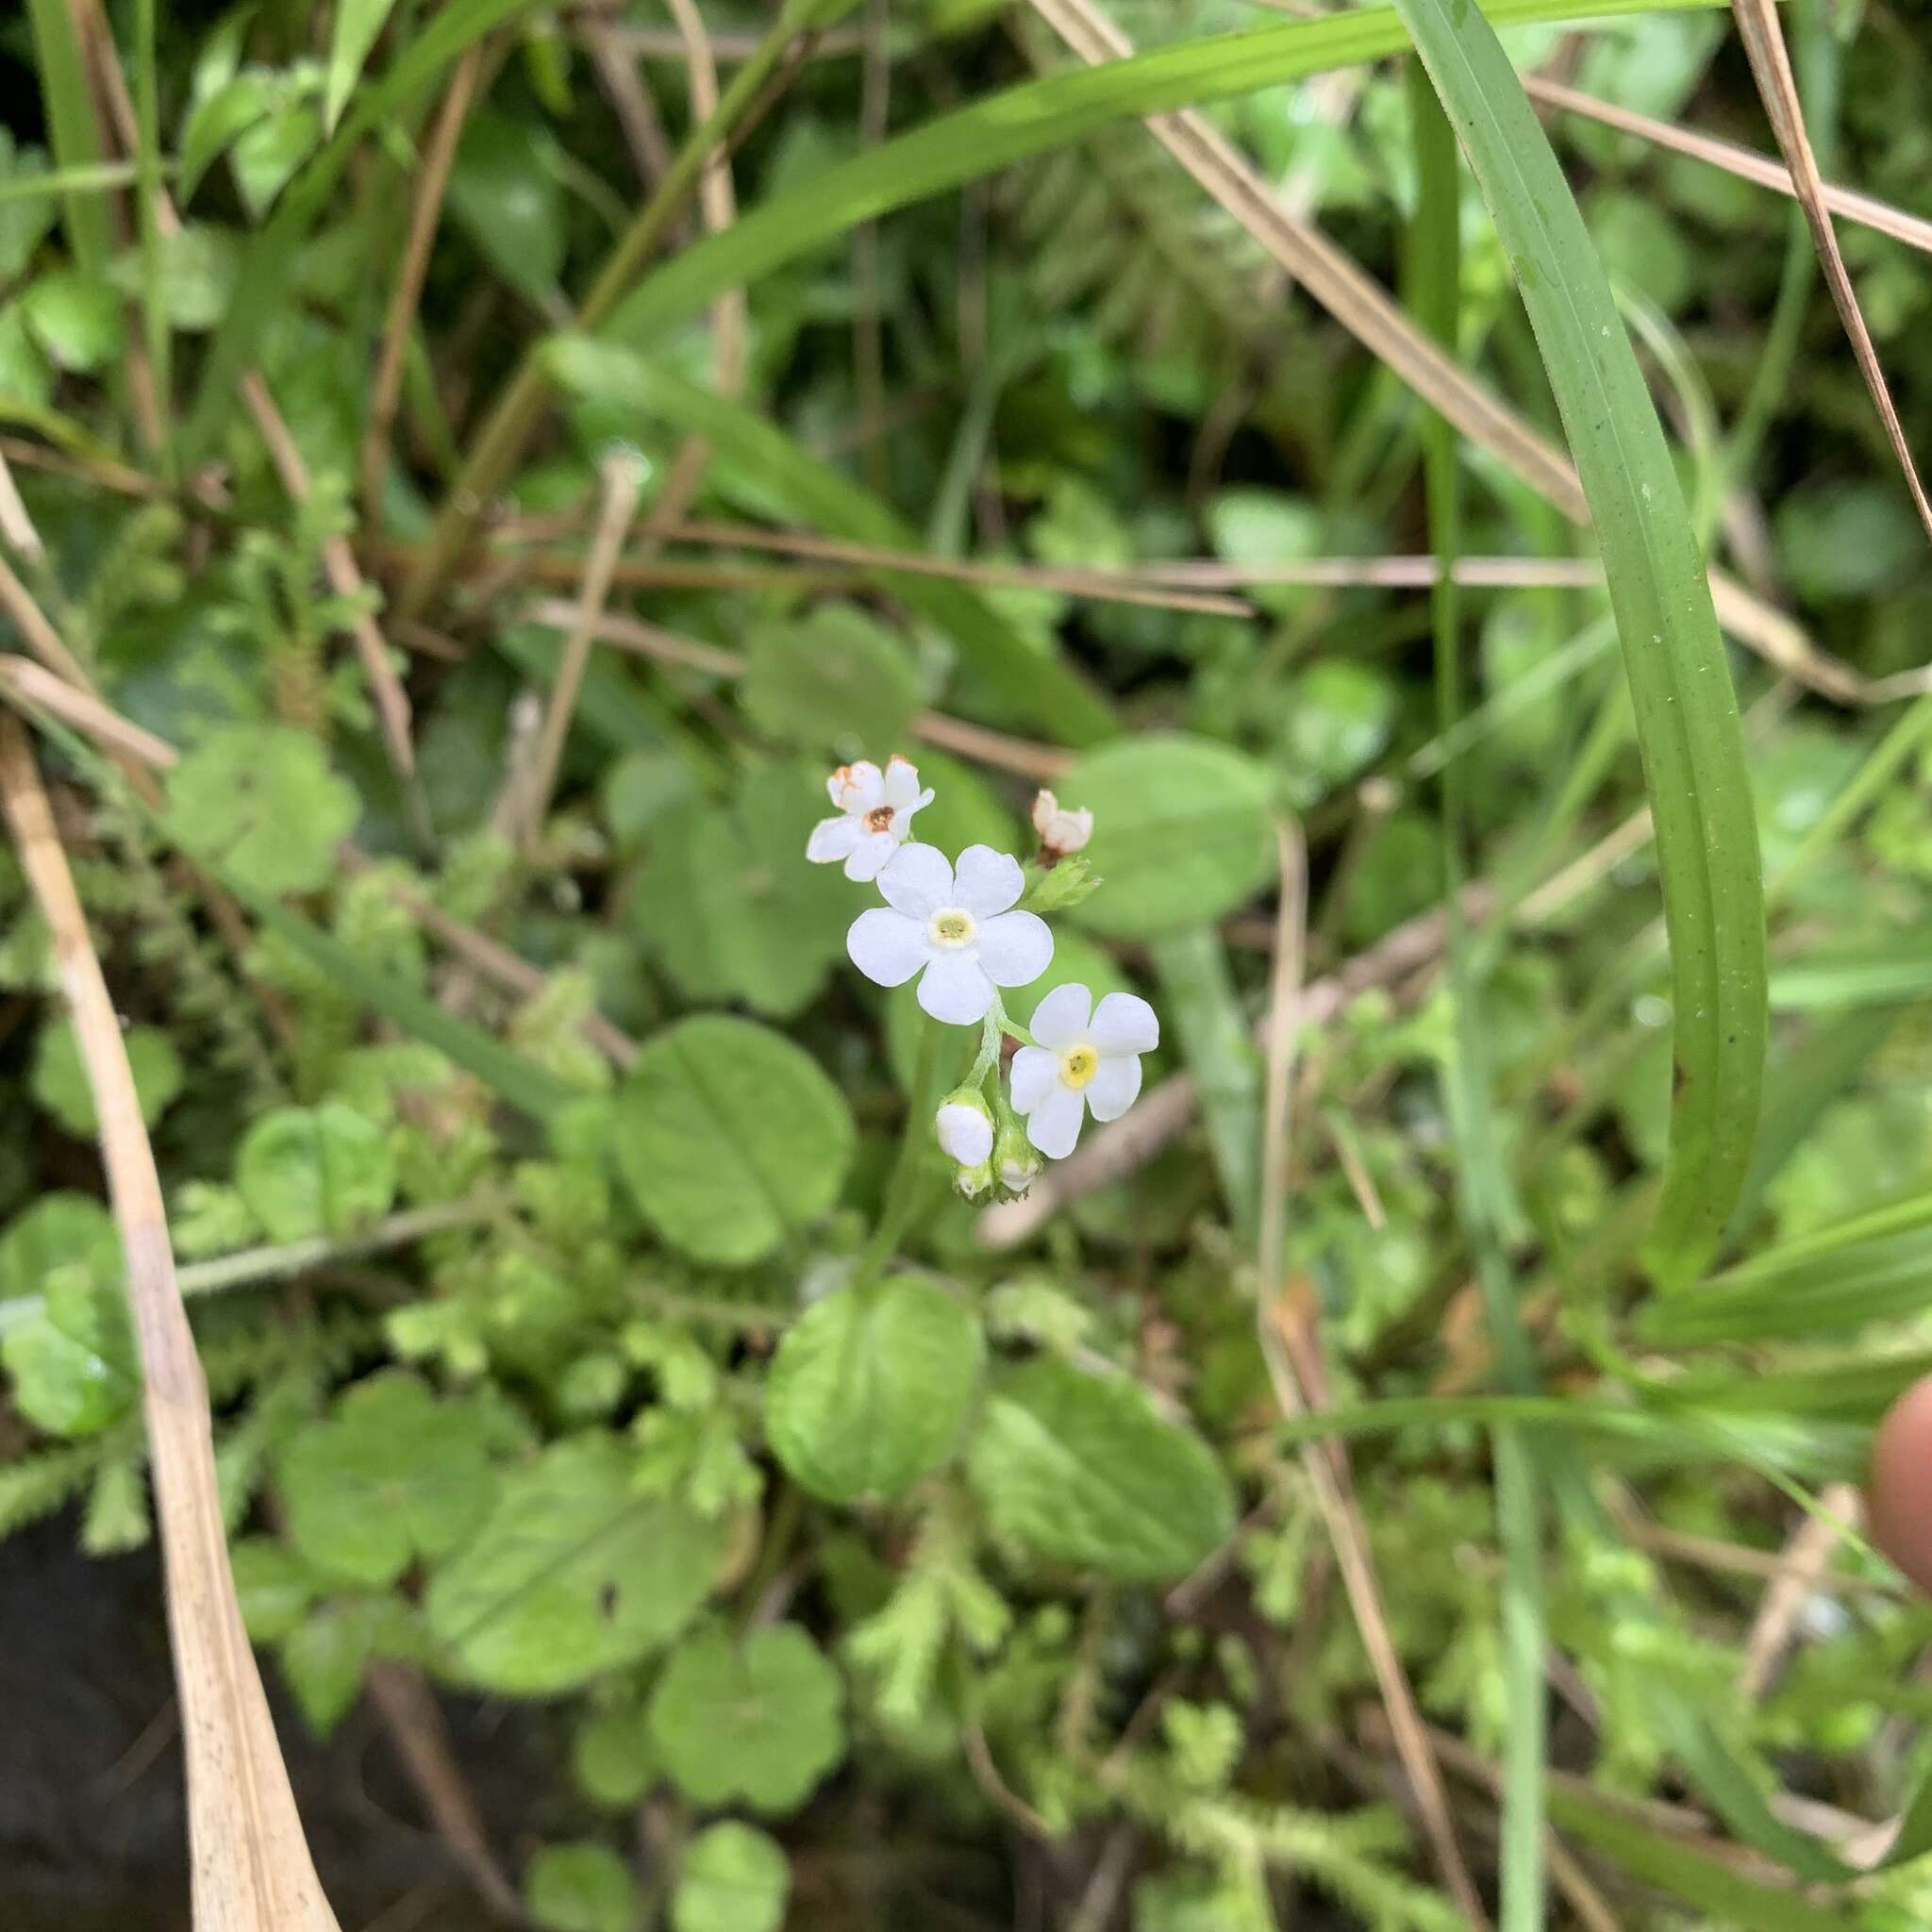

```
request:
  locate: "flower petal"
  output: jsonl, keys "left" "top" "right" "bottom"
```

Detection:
{"left": 895, "top": 787, "right": 936, "bottom": 837}
{"left": 844, "top": 829, "right": 900, "bottom": 882}
{"left": 1091, "top": 991, "right": 1160, "bottom": 1058}
{"left": 1025, "top": 1083, "right": 1087, "bottom": 1158}
{"left": 952, "top": 844, "right": 1024, "bottom": 917}
{"left": 883, "top": 756, "right": 924, "bottom": 808}
{"left": 1085, "top": 1053, "right": 1141, "bottom": 1123}
{"left": 1008, "top": 1045, "right": 1058, "bottom": 1115}
{"left": 830, "top": 759, "right": 884, "bottom": 811}
{"left": 877, "top": 841, "right": 952, "bottom": 918}
{"left": 807, "top": 815, "right": 861, "bottom": 864}
{"left": 1028, "top": 981, "right": 1092, "bottom": 1050}
{"left": 917, "top": 952, "right": 995, "bottom": 1025}
{"left": 975, "top": 910, "right": 1053, "bottom": 988}
{"left": 847, "top": 908, "right": 927, "bottom": 987}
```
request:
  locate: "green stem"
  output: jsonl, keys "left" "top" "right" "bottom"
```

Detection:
{"left": 858, "top": 1012, "right": 944, "bottom": 1277}
{"left": 398, "top": 0, "right": 827, "bottom": 619}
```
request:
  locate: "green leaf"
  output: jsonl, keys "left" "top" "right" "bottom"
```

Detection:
{"left": 165, "top": 724, "right": 358, "bottom": 897}
{"left": 741, "top": 607, "right": 920, "bottom": 758}
{"left": 1058, "top": 735, "right": 1276, "bottom": 940}
{"left": 629, "top": 764, "right": 852, "bottom": 1020}
{"left": 613, "top": 1015, "right": 855, "bottom": 1268}
{"left": 541, "top": 340, "right": 1119, "bottom": 748}
{"left": 425, "top": 1435, "right": 722, "bottom": 1694}
{"left": 766, "top": 1278, "right": 983, "bottom": 1503}
{"left": 230, "top": 98, "right": 323, "bottom": 220}
{"left": 277, "top": 1373, "right": 494, "bottom": 1587}
{"left": 673, "top": 1824, "right": 790, "bottom": 1932}
{"left": 32, "top": 1018, "right": 182, "bottom": 1136}
{"left": 234, "top": 1103, "right": 397, "bottom": 1243}
{"left": 80, "top": 1456, "right": 150, "bottom": 1555}
{"left": 25, "top": 0, "right": 112, "bottom": 271}
{"left": 325, "top": 0, "right": 399, "bottom": 133}
{"left": 279, "top": 1597, "right": 389, "bottom": 1735}
{"left": 0, "top": 1195, "right": 136, "bottom": 1440}
{"left": 176, "top": 70, "right": 278, "bottom": 203}
{"left": 449, "top": 108, "right": 566, "bottom": 305}
{"left": 0, "top": 133, "right": 57, "bottom": 279}
{"left": 648, "top": 1622, "right": 846, "bottom": 1812}
{"left": 107, "top": 223, "right": 241, "bottom": 332}
{"left": 966, "top": 1357, "right": 1234, "bottom": 1582}
{"left": 572, "top": 1706, "right": 657, "bottom": 1808}
{"left": 1392, "top": 0, "right": 1766, "bottom": 1288}
{"left": 20, "top": 267, "right": 125, "bottom": 372}
{"left": 231, "top": 1538, "right": 318, "bottom": 1643}
{"left": 525, "top": 1843, "right": 638, "bottom": 1932}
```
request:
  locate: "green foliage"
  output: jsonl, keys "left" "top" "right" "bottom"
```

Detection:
{"left": 613, "top": 1016, "right": 855, "bottom": 1267}
{"left": 967, "top": 1357, "right": 1235, "bottom": 1581}
{"left": 0, "top": 1195, "right": 135, "bottom": 1439}
{"left": 164, "top": 726, "right": 358, "bottom": 897}
{"left": 234, "top": 1103, "right": 396, "bottom": 1242}
{"left": 647, "top": 1621, "right": 846, "bottom": 1812}
{"left": 525, "top": 1843, "right": 638, "bottom": 1932}
{"left": 672, "top": 1824, "right": 789, "bottom": 1932}
{"left": 425, "top": 1436, "right": 722, "bottom": 1694}
{"left": 766, "top": 1277, "right": 982, "bottom": 1502}
{"left": 741, "top": 608, "right": 920, "bottom": 757}
{"left": 32, "top": 1018, "right": 182, "bottom": 1136}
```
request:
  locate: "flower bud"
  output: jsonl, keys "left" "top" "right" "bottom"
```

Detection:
{"left": 994, "top": 1121, "right": 1042, "bottom": 1197}
{"left": 955, "top": 1159, "right": 994, "bottom": 1200}
{"left": 1031, "top": 788, "right": 1093, "bottom": 858}
{"left": 935, "top": 1092, "right": 995, "bottom": 1167}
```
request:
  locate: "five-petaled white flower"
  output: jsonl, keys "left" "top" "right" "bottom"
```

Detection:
{"left": 1009, "top": 981, "right": 1158, "bottom": 1158}
{"left": 846, "top": 843, "right": 1052, "bottom": 1025}
{"left": 1031, "top": 788, "right": 1093, "bottom": 858}
{"left": 807, "top": 756, "right": 935, "bottom": 882}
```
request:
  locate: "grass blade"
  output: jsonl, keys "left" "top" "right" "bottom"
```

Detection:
{"left": 1407, "top": 65, "right": 1545, "bottom": 1932}
{"left": 1393, "top": 0, "right": 1767, "bottom": 1290}
{"left": 541, "top": 338, "right": 1120, "bottom": 746}
{"left": 25, "top": 0, "right": 113, "bottom": 271}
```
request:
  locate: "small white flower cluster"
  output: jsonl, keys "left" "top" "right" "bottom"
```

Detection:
{"left": 808, "top": 755, "right": 1158, "bottom": 1198}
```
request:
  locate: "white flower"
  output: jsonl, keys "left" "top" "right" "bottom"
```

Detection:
{"left": 1009, "top": 981, "right": 1158, "bottom": 1158}
{"left": 846, "top": 843, "right": 1053, "bottom": 1025}
{"left": 1031, "top": 788, "right": 1093, "bottom": 857}
{"left": 936, "top": 1100, "right": 994, "bottom": 1167}
{"left": 807, "top": 755, "right": 934, "bottom": 882}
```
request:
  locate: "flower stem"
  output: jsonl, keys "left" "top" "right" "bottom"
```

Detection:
{"left": 858, "top": 1012, "right": 944, "bottom": 1278}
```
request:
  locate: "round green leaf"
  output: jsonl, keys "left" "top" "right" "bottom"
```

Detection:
{"left": 20, "top": 267, "right": 125, "bottom": 372}
{"left": 165, "top": 724, "right": 358, "bottom": 896}
{"left": 234, "top": 1103, "right": 396, "bottom": 1243}
{"left": 766, "top": 1278, "right": 983, "bottom": 1503}
{"left": 425, "top": 1435, "right": 723, "bottom": 1694}
{"left": 0, "top": 1195, "right": 135, "bottom": 1440}
{"left": 525, "top": 1843, "right": 638, "bottom": 1932}
{"left": 648, "top": 1622, "right": 845, "bottom": 1813}
{"left": 966, "top": 1357, "right": 1235, "bottom": 1582}
{"left": 614, "top": 1015, "right": 855, "bottom": 1267}
{"left": 572, "top": 1707, "right": 657, "bottom": 1808}
{"left": 276, "top": 1373, "right": 495, "bottom": 1587}
{"left": 673, "top": 1824, "right": 789, "bottom": 1932}
{"left": 741, "top": 606, "right": 919, "bottom": 757}
{"left": 1058, "top": 736, "right": 1276, "bottom": 939}
{"left": 32, "top": 1018, "right": 183, "bottom": 1136}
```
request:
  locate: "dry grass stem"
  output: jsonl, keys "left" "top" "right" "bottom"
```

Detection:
{"left": 1739, "top": 1483, "right": 1863, "bottom": 1698}
{"left": 0, "top": 714, "right": 341, "bottom": 1932}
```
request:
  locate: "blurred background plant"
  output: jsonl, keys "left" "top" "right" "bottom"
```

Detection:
{"left": 2, "top": 0, "right": 1932, "bottom": 1927}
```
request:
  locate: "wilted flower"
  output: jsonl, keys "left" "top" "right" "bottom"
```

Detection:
{"left": 1030, "top": 788, "right": 1093, "bottom": 859}
{"left": 807, "top": 755, "right": 935, "bottom": 882}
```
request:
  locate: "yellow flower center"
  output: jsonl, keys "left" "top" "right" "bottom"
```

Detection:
{"left": 927, "top": 907, "right": 977, "bottom": 950}
{"left": 1059, "top": 1043, "right": 1099, "bottom": 1090}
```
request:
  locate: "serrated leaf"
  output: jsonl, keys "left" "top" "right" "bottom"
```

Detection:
{"left": 766, "top": 1278, "right": 982, "bottom": 1503}
{"left": 1058, "top": 735, "right": 1276, "bottom": 940}
{"left": 165, "top": 724, "right": 358, "bottom": 896}
{"left": 966, "top": 1357, "right": 1234, "bottom": 1582}
{"left": 234, "top": 1103, "right": 396, "bottom": 1243}
{"left": 525, "top": 1843, "right": 638, "bottom": 1932}
{"left": 648, "top": 1622, "right": 845, "bottom": 1813}
{"left": 276, "top": 1373, "right": 494, "bottom": 1587}
{"left": 613, "top": 1015, "right": 855, "bottom": 1268}
{"left": 673, "top": 1824, "right": 789, "bottom": 1932}
{"left": 425, "top": 1435, "right": 723, "bottom": 1695}
{"left": 741, "top": 606, "right": 920, "bottom": 758}
{"left": 0, "top": 1194, "right": 136, "bottom": 1440}
{"left": 33, "top": 1017, "right": 182, "bottom": 1136}
{"left": 325, "top": 0, "right": 398, "bottom": 133}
